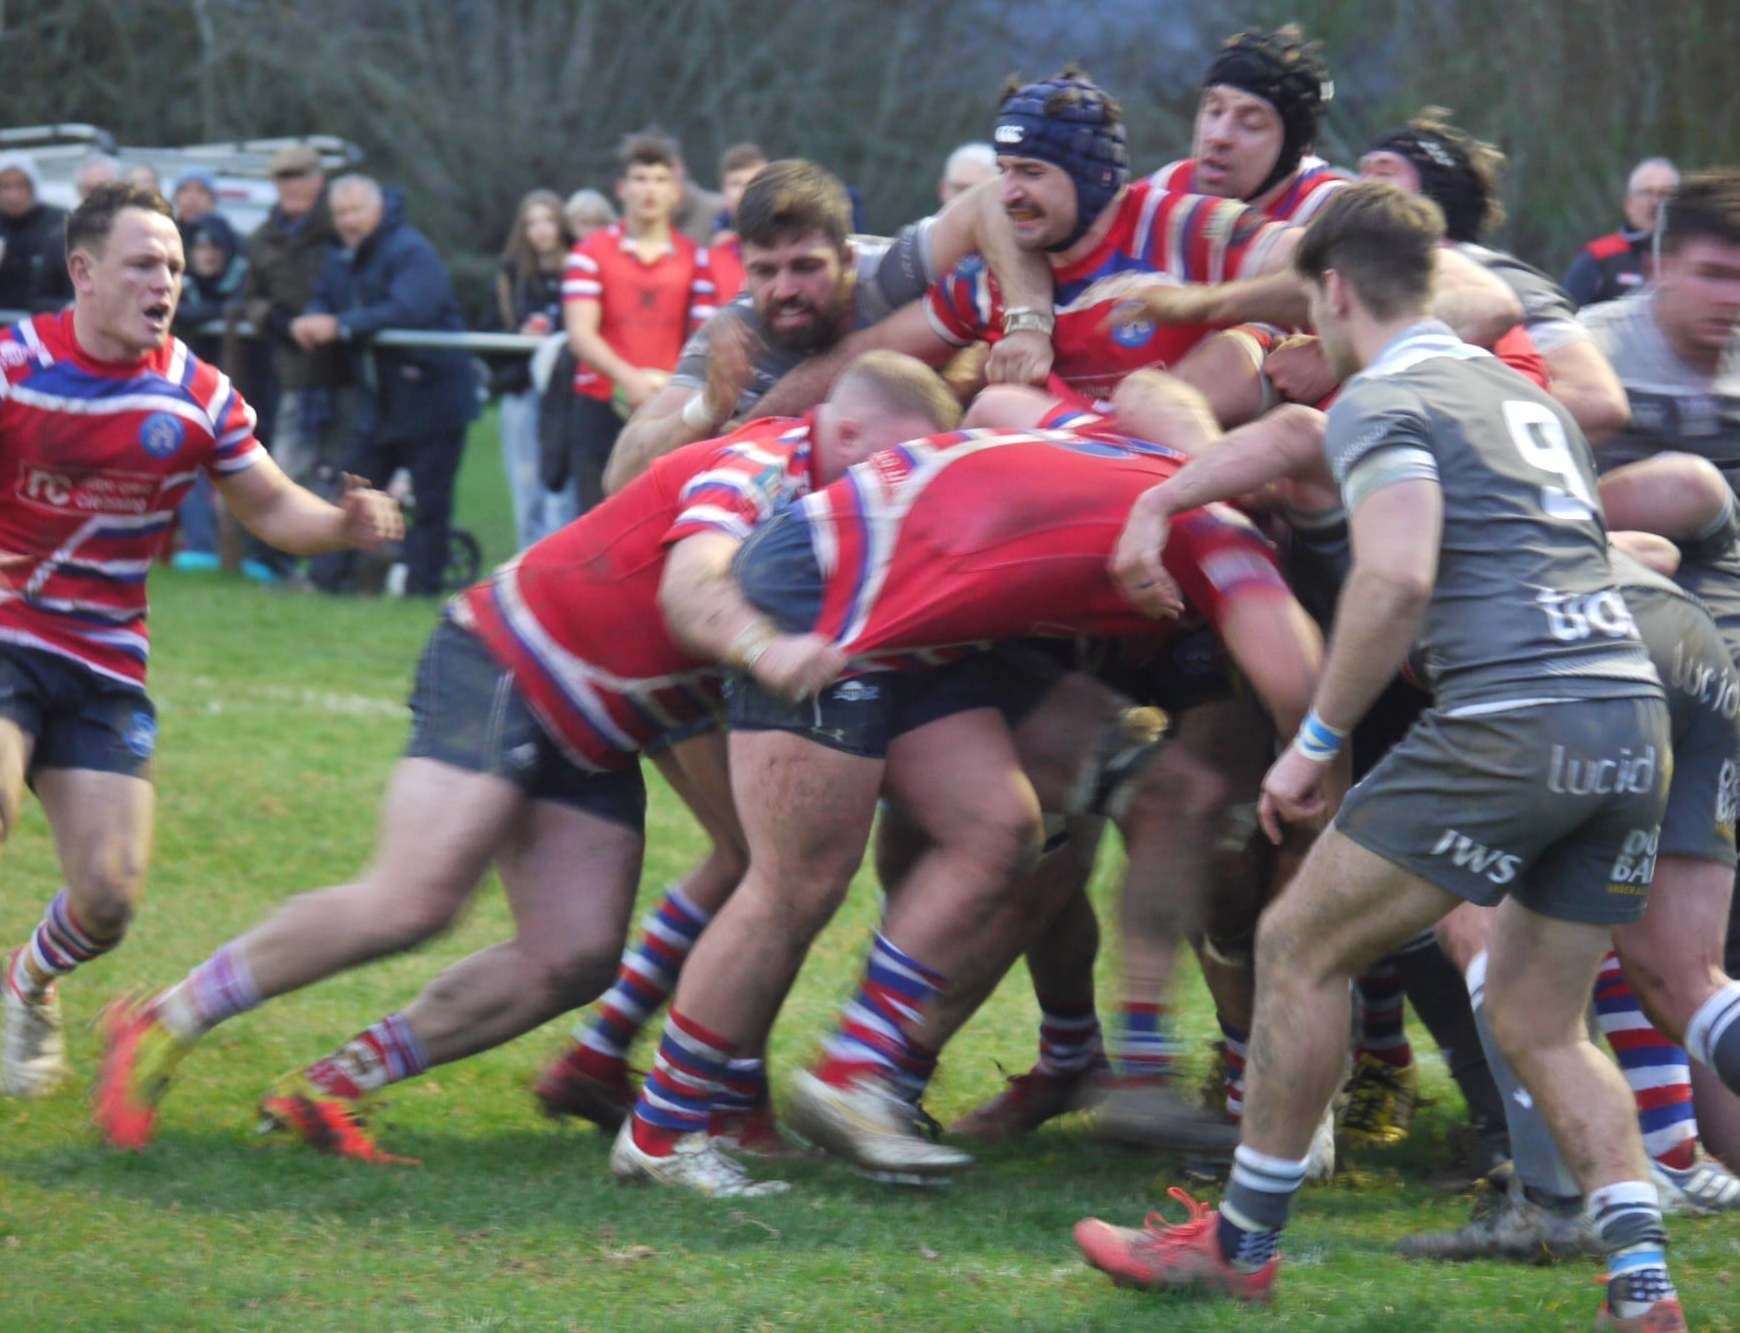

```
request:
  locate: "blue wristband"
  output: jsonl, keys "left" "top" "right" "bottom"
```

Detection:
{"left": 1294, "top": 708, "right": 1345, "bottom": 763}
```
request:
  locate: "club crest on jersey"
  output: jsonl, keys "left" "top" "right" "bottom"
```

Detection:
{"left": 1110, "top": 317, "right": 1156, "bottom": 349}
{"left": 139, "top": 412, "right": 186, "bottom": 459}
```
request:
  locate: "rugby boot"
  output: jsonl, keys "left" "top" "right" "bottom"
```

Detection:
{"left": 610, "top": 1119, "right": 789, "bottom": 1198}
{"left": 1650, "top": 1148, "right": 1740, "bottom": 1215}
{"left": 948, "top": 1058, "right": 1103, "bottom": 1142}
{"left": 710, "top": 1100, "right": 803, "bottom": 1159}
{"left": 258, "top": 1070, "right": 420, "bottom": 1166}
{"left": 532, "top": 1043, "right": 637, "bottom": 1131}
{"left": 1396, "top": 1173, "right": 1598, "bottom": 1263}
{"left": 1090, "top": 1076, "right": 1240, "bottom": 1156}
{"left": 92, "top": 994, "right": 194, "bottom": 1150}
{"left": 3, "top": 953, "right": 69, "bottom": 1097}
{"left": 786, "top": 1069, "right": 973, "bottom": 1183}
{"left": 1338, "top": 1050, "right": 1419, "bottom": 1149}
{"left": 1073, "top": 1187, "right": 1278, "bottom": 1303}
{"left": 1594, "top": 1297, "right": 1688, "bottom": 1331}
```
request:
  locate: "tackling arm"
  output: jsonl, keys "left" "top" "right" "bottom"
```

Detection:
{"left": 1432, "top": 247, "right": 1524, "bottom": 347}
{"left": 659, "top": 531, "right": 846, "bottom": 701}
{"left": 751, "top": 300, "right": 955, "bottom": 419}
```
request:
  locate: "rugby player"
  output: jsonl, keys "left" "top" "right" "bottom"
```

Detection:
{"left": 1151, "top": 24, "right": 1346, "bottom": 224}
{"left": 714, "top": 402, "right": 1327, "bottom": 1182}
{"left": 0, "top": 184, "right": 402, "bottom": 1099}
{"left": 1360, "top": 110, "right": 1631, "bottom": 442}
{"left": 1080, "top": 183, "right": 1687, "bottom": 1329}
{"left": 603, "top": 157, "right": 1055, "bottom": 491}
{"left": 92, "top": 353, "right": 957, "bottom": 1178}
{"left": 1399, "top": 532, "right": 1740, "bottom": 1258}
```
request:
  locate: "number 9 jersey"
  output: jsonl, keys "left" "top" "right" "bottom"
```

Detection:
{"left": 1323, "top": 319, "right": 1661, "bottom": 711}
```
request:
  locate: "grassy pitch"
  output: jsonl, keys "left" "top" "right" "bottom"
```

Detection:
{"left": 1, "top": 418, "right": 1735, "bottom": 1329}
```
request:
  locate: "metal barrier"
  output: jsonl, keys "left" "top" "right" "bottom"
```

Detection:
{"left": 0, "top": 310, "right": 544, "bottom": 355}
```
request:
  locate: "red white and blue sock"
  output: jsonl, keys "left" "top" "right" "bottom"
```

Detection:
{"left": 1353, "top": 955, "right": 1413, "bottom": 1068}
{"left": 154, "top": 942, "right": 263, "bottom": 1040}
{"left": 304, "top": 1013, "right": 430, "bottom": 1099}
{"left": 1034, "top": 999, "right": 1102, "bottom": 1078}
{"left": 1220, "top": 1018, "right": 1249, "bottom": 1120}
{"left": 1111, "top": 1001, "right": 1179, "bottom": 1081}
{"left": 714, "top": 1056, "right": 769, "bottom": 1118}
{"left": 630, "top": 1007, "right": 732, "bottom": 1156}
{"left": 1594, "top": 952, "right": 1698, "bottom": 1169}
{"left": 813, "top": 933, "right": 947, "bottom": 1092}
{"left": 8, "top": 889, "right": 118, "bottom": 1000}
{"left": 578, "top": 885, "right": 711, "bottom": 1069}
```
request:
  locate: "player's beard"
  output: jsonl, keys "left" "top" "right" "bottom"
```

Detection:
{"left": 763, "top": 293, "right": 844, "bottom": 355}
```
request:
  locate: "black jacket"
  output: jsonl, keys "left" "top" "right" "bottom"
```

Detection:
{"left": 308, "top": 189, "right": 477, "bottom": 442}
{"left": 0, "top": 202, "right": 72, "bottom": 314}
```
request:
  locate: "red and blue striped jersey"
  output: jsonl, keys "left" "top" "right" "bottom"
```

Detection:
{"left": 0, "top": 311, "right": 262, "bottom": 687}
{"left": 1148, "top": 156, "right": 1352, "bottom": 225}
{"left": 925, "top": 181, "right": 1286, "bottom": 400}
{"left": 463, "top": 415, "right": 819, "bottom": 772}
{"left": 790, "top": 427, "right": 1290, "bottom": 660}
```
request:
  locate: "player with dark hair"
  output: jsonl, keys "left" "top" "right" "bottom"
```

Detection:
{"left": 1082, "top": 181, "right": 1688, "bottom": 1329}
{"left": 0, "top": 183, "right": 402, "bottom": 1097}
{"left": 1151, "top": 24, "right": 1347, "bottom": 225}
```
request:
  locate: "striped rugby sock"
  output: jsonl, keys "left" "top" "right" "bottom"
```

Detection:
{"left": 1685, "top": 980, "right": 1740, "bottom": 1093}
{"left": 1218, "top": 1144, "right": 1308, "bottom": 1271}
{"left": 1353, "top": 956, "right": 1413, "bottom": 1067}
{"left": 1111, "top": 1001, "right": 1178, "bottom": 1080}
{"left": 1588, "top": 1180, "right": 1675, "bottom": 1319}
{"left": 1219, "top": 1019, "right": 1249, "bottom": 1120}
{"left": 630, "top": 1008, "right": 732, "bottom": 1156}
{"left": 1034, "top": 999, "right": 1101, "bottom": 1078}
{"left": 1594, "top": 952, "right": 1698, "bottom": 1169}
{"left": 580, "top": 885, "right": 712, "bottom": 1065}
{"left": 813, "top": 933, "right": 946, "bottom": 1092}
{"left": 9, "top": 889, "right": 119, "bottom": 999}
{"left": 155, "top": 942, "right": 263, "bottom": 1040}
{"left": 305, "top": 1013, "right": 430, "bottom": 1099}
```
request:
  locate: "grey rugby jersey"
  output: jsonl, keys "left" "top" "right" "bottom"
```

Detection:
{"left": 671, "top": 219, "right": 937, "bottom": 419}
{"left": 1324, "top": 320, "right": 1661, "bottom": 710}
{"left": 1581, "top": 291, "right": 1740, "bottom": 491}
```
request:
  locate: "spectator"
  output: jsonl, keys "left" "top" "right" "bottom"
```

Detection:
{"left": 1580, "top": 169, "right": 1740, "bottom": 490}
{"left": 126, "top": 163, "right": 162, "bottom": 195}
{"left": 73, "top": 153, "right": 118, "bottom": 200}
{"left": 1565, "top": 157, "right": 1681, "bottom": 308}
{"left": 708, "top": 141, "right": 768, "bottom": 304}
{"left": 172, "top": 168, "right": 240, "bottom": 268}
{"left": 0, "top": 153, "right": 72, "bottom": 315}
{"left": 938, "top": 140, "right": 997, "bottom": 205}
{"left": 557, "top": 133, "right": 711, "bottom": 512}
{"left": 170, "top": 216, "right": 250, "bottom": 572}
{"left": 294, "top": 174, "right": 477, "bottom": 596}
{"left": 651, "top": 128, "right": 725, "bottom": 246}
{"left": 243, "top": 145, "right": 347, "bottom": 493}
{"left": 494, "top": 189, "right": 573, "bottom": 549}
{"left": 563, "top": 187, "right": 617, "bottom": 239}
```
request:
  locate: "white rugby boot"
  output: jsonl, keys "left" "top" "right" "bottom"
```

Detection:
{"left": 786, "top": 1068, "right": 974, "bottom": 1184}
{"left": 3, "top": 952, "right": 70, "bottom": 1097}
{"left": 610, "top": 1119, "right": 789, "bottom": 1198}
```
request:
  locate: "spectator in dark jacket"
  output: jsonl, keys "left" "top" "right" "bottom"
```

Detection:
{"left": 0, "top": 153, "right": 73, "bottom": 314}
{"left": 243, "top": 146, "right": 348, "bottom": 488}
{"left": 170, "top": 216, "right": 251, "bottom": 571}
{"left": 1564, "top": 157, "right": 1680, "bottom": 308}
{"left": 293, "top": 174, "right": 477, "bottom": 596}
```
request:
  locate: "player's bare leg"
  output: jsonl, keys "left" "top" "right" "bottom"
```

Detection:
{"left": 788, "top": 707, "right": 1041, "bottom": 1180}
{"left": 4, "top": 762, "right": 151, "bottom": 1098}
{"left": 537, "top": 731, "right": 751, "bottom": 1133}
{"left": 93, "top": 757, "right": 525, "bottom": 1149}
